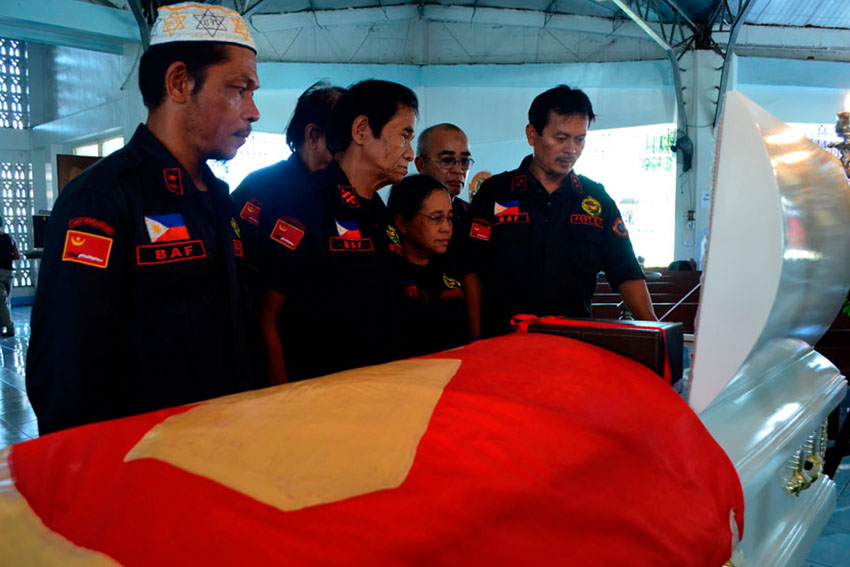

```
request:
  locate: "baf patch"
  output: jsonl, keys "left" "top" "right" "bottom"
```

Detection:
{"left": 581, "top": 196, "right": 602, "bottom": 217}
{"left": 613, "top": 218, "right": 629, "bottom": 238}
{"left": 137, "top": 240, "right": 206, "bottom": 265}
{"left": 62, "top": 230, "right": 113, "bottom": 269}
{"left": 330, "top": 219, "right": 373, "bottom": 252}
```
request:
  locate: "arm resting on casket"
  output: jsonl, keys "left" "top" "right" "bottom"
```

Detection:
{"left": 259, "top": 288, "right": 288, "bottom": 385}
{"left": 618, "top": 279, "right": 657, "bottom": 321}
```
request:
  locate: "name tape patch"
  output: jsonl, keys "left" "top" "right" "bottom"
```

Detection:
{"left": 329, "top": 237, "right": 374, "bottom": 252}
{"left": 137, "top": 240, "right": 206, "bottom": 265}
{"left": 570, "top": 214, "right": 604, "bottom": 228}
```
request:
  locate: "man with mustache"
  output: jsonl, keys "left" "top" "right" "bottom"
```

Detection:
{"left": 257, "top": 80, "right": 417, "bottom": 383}
{"left": 463, "top": 85, "right": 655, "bottom": 338}
{"left": 27, "top": 2, "right": 262, "bottom": 434}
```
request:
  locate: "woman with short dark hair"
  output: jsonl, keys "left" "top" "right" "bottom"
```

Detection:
{"left": 388, "top": 175, "right": 468, "bottom": 358}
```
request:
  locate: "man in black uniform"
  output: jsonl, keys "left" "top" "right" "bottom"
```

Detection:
{"left": 232, "top": 82, "right": 344, "bottom": 262}
{"left": 26, "top": 2, "right": 262, "bottom": 434}
{"left": 256, "top": 80, "right": 417, "bottom": 383}
{"left": 414, "top": 123, "right": 473, "bottom": 264}
{"left": 463, "top": 85, "right": 655, "bottom": 338}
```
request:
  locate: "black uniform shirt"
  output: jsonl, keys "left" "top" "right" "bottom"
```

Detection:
{"left": 394, "top": 255, "right": 468, "bottom": 358}
{"left": 232, "top": 153, "right": 309, "bottom": 267}
{"left": 26, "top": 124, "right": 259, "bottom": 435}
{"left": 257, "top": 160, "right": 402, "bottom": 380}
{"left": 445, "top": 196, "right": 470, "bottom": 271}
{"left": 464, "top": 155, "right": 644, "bottom": 336}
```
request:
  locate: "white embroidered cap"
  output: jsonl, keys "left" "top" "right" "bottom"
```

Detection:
{"left": 149, "top": 2, "right": 256, "bottom": 53}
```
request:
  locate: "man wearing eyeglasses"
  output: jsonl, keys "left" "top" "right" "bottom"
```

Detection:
{"left": 414, "top": 123, "right": 474, "bottom": 264}
{"left": 463, "top": 85, "right": 656, "bottom": 339}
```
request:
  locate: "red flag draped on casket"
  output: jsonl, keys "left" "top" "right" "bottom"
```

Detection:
{"left": 1, "top": 332, "right": 743, "bottom": 566}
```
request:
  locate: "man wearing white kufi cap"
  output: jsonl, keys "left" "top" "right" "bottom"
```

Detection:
{"left": 27, "top": 2, "right": 263, "bottom": 435}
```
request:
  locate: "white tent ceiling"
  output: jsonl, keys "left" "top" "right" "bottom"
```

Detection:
{"left": 29, "top": 0, "right": 850, "bottom": 64}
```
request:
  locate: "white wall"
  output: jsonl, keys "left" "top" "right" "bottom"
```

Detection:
{"left": 253, "top": 59, "right": 676, "bottom": 200}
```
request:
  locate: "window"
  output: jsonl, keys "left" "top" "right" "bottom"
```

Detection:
{"left": 579, "top": 123, "right": 677, "bottom": 268}
{"left": 788, "top": 122, "right": 841, "bottom": 157}
{"left": 0, "top": 161, "right": 33, "bottom": 287}
{"left": 0, "top": 38, "right": 28, "bottom": 130}
{"left": 72, "top": 135, "right": 124, "bottom": 158}
{"left": 208, "top": 132, "right": 291, "bottom": 190}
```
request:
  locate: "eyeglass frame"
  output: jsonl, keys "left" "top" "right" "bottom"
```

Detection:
{"left": 423, "top": 155, "right": 475, "bottom": 171}
{"left": 417, "top": 212, "right": 460, "bottom": 225}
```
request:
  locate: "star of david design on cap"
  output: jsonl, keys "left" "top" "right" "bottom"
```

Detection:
{"left": 161, "top": 12, "right": 186, "bottom": 37}
{"left": 230, "top": 16, "right": 252, "bottom": 41}
{"left": 194, "top": 9, "right": 227, "bottom": 37}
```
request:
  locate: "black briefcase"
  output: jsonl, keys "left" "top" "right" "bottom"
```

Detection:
{"left": 512, "top": 315, "right": 683, "bottom": 386}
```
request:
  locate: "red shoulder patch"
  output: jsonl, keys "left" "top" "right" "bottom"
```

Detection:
{"left": 62, "top": 230, "right": 113, "bottom": 269}
{"left": 163, "top": 168, "right": 183, "bottom": 195}
{"left": 469, "top": 221, "right": 491, "bottom": 241}
{"left": 270, "top": 219, "right": 305, "bottom": 251}
{"left": 239, "top": 200, "right": 262, "bottom": 226}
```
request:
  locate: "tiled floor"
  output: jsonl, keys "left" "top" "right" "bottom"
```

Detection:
{"left": 2, "top": 304, "right": 850, "bottom": 565}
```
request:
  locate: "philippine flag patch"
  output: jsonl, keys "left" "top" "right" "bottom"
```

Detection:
{"left": 145, "top": 214, "right": 190, "bottom": 243}
{"left": 494, "top": 201, "right": 520, "bottom": 216}
{"left": 335, "top": 219, "right": 362, "bottom": 240}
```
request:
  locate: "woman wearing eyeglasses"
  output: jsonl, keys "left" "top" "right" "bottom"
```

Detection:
{"left": 388, "top": 174, "right": 469, "bottom": 358}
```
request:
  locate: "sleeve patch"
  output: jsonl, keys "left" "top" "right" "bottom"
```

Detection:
{"left": 239, "top": 201, "right": 262, "bottom": 226}
{"left": 270, "top": 219, "right": 305, "bottom": 250}
{"left": 62, "top": 230, "right": 113, "bottom": 269}
{"left": 613, "top": 218, "right": 629, "bottom": 238}
{"left": 469, "top": 222, "right": 491, "bottom": 241}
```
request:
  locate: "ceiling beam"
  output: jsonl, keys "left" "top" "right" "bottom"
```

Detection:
{"left": 251, "top": 5, "right": 651, "bottom": 39}
{"left": 243, "top": 0, "right": 270, "bottom": 18}
{"left": 607, "top": 0, "right": 688, "bottom": 137}
{"left": 127, "top": 0, "right": 149, "bottom": 49}
{"left": 713, "top": 0, "right": 756, "bottom": 127}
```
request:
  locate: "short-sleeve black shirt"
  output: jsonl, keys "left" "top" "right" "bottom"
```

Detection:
{"left": 232, "top": 154, "right": 310, "bottom": 267}
{"left": 464, "top": 155, "right": 644, "bottom": 336}
{"left": 26, "top": 124, "right": 260, "bottom": 434}
{"left": 394, "top": 255, "right": 467, "bottom": 358}
{"left": 257, "top": 160, "right": 402, "bottom": 380}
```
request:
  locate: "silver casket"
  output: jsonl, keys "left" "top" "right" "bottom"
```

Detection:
{"left": 692, "top": 91, "right": 850, "bottom": 567}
